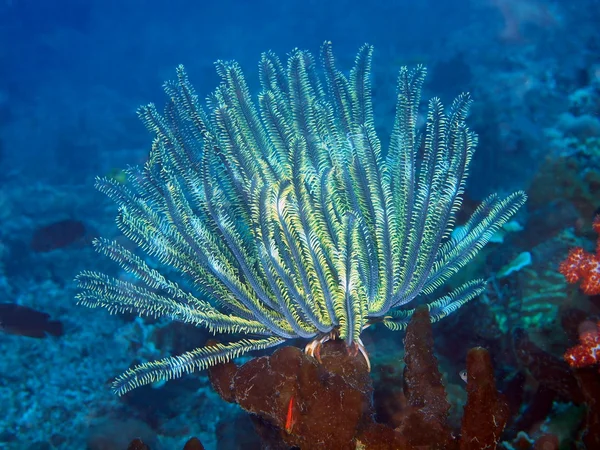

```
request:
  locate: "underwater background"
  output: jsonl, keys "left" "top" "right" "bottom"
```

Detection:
{"left": 1, "top": 0, "right": 600, "bottom": 448}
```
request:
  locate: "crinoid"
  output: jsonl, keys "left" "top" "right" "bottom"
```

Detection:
{"left": 76, "top": 42, "right": 526, "bottom": 394}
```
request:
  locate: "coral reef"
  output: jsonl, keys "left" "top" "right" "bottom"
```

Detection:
{"left": 103, "top": 186, "right": 600, "bottom": 449}
{"left": 3, "top": 3, "right": 600, "bottom": 447}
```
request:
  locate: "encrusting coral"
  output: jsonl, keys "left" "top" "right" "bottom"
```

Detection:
{"left": 75, "top": 41, "right": 525, "bottom": 394}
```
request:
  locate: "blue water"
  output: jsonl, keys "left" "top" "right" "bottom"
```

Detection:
{"left": 1, "top": 0, "right": 599, "bottom": 448}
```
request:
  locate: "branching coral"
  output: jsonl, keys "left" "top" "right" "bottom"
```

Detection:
{"left": 76, "top": 42, "right": 526, "bottom": 394}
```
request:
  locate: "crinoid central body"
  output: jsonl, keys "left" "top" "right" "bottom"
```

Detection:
{"left": 305, "top": 325, "right": 372, "bottom": 370}
{"left": 76, "top": 42, "right": 526, "bottom": 395}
